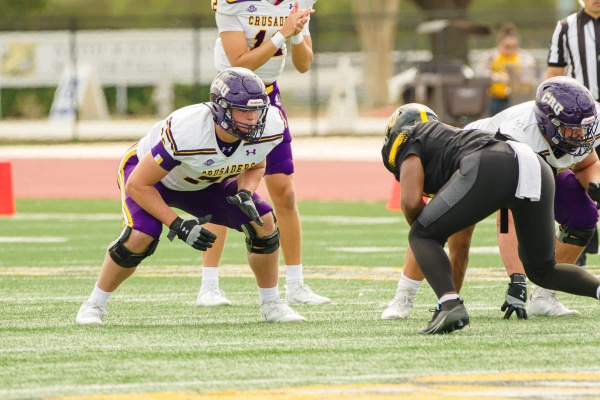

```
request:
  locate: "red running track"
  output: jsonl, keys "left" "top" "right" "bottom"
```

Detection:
{"left": 11, "top": 158, "right": 393, "bottom": 202}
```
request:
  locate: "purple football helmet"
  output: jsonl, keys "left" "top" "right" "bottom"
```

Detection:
{"left": 534, "top": 76, "right": 598, "bottom": 157}
{"left": 210, "top": 67, "right": 269, "bottom": 142}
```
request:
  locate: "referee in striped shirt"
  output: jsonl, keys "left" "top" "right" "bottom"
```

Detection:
{"left": 546, "top": 0, "right": 600, "bottom": 265}
{"left": 546, "top": 0, "right": 600, "bottom": 96}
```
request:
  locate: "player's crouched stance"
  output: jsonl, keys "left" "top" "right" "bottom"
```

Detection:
{"left": 76, "top": 67, "right": 305, "bottom": 326}
{"left": 381, "top": 103, "right": 600, "bottom": 334}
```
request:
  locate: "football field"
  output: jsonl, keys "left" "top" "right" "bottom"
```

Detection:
{"left": 2, "top": 199, "right": 600, "bottom": 399}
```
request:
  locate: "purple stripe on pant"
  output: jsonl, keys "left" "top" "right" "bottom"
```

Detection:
{"left": 265, "top": 81, "right": 294, "bottom": 176}
{"left": 554, "top": 169, "right": 598, "bottom": 229}
{"left": 119, "top": 148, "right": 274, "bottom": 240}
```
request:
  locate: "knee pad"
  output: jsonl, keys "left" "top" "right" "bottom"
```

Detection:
{"left": 107, "top": 227, "right": 159, "bottom": 268}
{"left": 557, "top": 225, "right": 595, "bottom": 247}
{"left": 241, "top": 223, "right": 280, "bottom": 254}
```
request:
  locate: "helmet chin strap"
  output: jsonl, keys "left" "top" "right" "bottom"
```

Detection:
{"left": 551, "top": 144, "right": 568, "bottom": 159}
{"left": 550, "top": 135, "right": 591, "bottom": 158}
{"left": 214, "top": 124, "right": 226, "bottom": 140}
{"left": 538, "top": 125, "right": 569, "bottom": 158}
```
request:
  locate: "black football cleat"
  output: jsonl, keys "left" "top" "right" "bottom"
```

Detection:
{"left": 420, "top": 299, "right": 470, "bottom": 334}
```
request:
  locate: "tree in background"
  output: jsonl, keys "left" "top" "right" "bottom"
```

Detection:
{"left": 352, "top": 0, "right": 400, "bottom": 110}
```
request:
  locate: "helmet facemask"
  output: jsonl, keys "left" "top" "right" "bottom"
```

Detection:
{"left": 550, "top": 116, "right": 597, "bottom": 157}
{"left": 217, "top": 97, "right": 268, "bottom": 142}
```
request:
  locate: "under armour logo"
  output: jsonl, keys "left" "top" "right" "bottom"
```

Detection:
{"left": 246, "top": 149, "right": 257, "bottom": 156}
{"left": 222, "top": 146, "right": 233, "bottom": 153}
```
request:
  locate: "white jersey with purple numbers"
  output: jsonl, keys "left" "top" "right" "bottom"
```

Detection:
{"left": 136, "top": 103, "right": 284, "bottom": 191}
{"left": 213, "top": 0, "right": 316, "bottom": 83}
{"left": 464, "top": 101, "right": 600, "bottom": 172}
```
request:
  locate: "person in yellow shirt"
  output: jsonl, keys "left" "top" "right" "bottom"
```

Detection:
{"left": 478, "top": 23, "right": 536, "bottom": 115}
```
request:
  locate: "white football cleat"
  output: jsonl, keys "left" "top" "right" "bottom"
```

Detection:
{"left": 260, "top": 299, "right": 306, "bottom": 322}
{"left": 196, "top": 283, "right": 231, "bottom": 307}
{"left": 528, "top": 286, "right": 580, "bottom": 317}
{"left": 285, "top": 283, "right": 331, "bottom": 305}
{"left": 76, "top": 300, "right": 108, "bottom": 326}
{"left": 381, "top": 288, "right": 417, "bottom": 320}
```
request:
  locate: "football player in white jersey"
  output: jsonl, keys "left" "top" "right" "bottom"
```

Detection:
{"left": 198, "top": 0, "right": 330, "bottom": 307}
{"left": 381, "top": 76, "right": 600, "bottom": 321}
{"left": 76, "top": 67, "right": 306, "bottom": 326}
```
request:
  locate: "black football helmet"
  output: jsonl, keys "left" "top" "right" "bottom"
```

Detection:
{"left": 382, "top": 103, "right": 438, "bottom": 177}
{"left": 384, "top": 103, "right": 438, "bottom": 140}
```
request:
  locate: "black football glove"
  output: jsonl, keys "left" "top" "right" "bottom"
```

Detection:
{"left": 167, "top": 215, "right": 216, "bottom": 251}
{"left": 501, "top": 273, "right": 528, "bottom": 320}
{"left": 226, "top": 189, "right": 264, "bottom": 226}
{"left": 588, "top": 182, "right": 600, "bottom": 207}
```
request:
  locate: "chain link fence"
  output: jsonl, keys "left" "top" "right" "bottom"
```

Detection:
{"left": 0, "top": 8, "right": 567, "bottom": 138}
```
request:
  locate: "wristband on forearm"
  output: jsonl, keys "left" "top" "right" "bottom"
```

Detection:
{"left": 271, "top": 32, "right": 286, "bottom": 48}
{"left": 291, "top": 33, "right": 303, "bottom": 45}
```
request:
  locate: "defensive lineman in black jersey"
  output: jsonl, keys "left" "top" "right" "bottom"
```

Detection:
{"left": 381, "top": 103, "right": 600, "bottom": 334}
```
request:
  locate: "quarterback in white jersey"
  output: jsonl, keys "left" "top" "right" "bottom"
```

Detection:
{"left": 203, "top": 0, "right": 331, "bottom": 307}
{"left": 381, "top": 77, "right": 600, "bottom": 322}
{"left": 213, "top": 0, "right": 316, "bottom": 83}
{"left": 76, "top": 68, "right": 307, "bottom": 326}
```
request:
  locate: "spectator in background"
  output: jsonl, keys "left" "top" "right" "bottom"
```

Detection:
{"left": 476, "top": 22, "right": 536, "bottom": 115}
{"left": 546, "top": 0, "right": 600, "bottom": 266}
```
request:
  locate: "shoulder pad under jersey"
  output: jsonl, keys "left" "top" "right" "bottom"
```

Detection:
{"left": 214, "top": 0, "right": 262, "bottom": 14}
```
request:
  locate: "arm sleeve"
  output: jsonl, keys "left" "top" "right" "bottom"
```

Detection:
{"left": 150, "top": 141, "right": 181, "bottom": 172}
